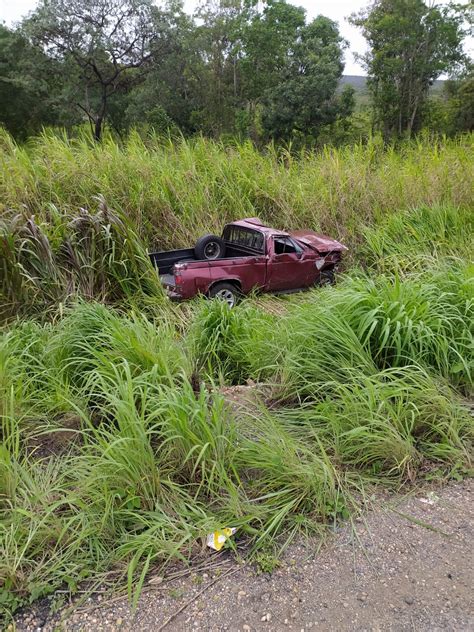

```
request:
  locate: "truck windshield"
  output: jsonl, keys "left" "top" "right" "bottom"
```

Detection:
{"left": 224, "top": 226, "right": 265, "bottom": 253}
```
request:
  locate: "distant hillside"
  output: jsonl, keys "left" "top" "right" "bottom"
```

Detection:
{"left": 340, "top": 75, "right": 446, "bottom": 95}
{"left": 340, "top": 75, "right": 368, "bottom": 94}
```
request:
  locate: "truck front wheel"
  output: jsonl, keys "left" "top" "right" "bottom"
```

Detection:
{"left": 318, "top": 268, "right": 336, "bottom": 286}
{"left": 208, "top": 282, "right": 240, "bottom": 308}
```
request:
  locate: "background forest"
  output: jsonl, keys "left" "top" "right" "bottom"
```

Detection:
{"left": 0, "top": 0, "right": 473, "bottom": 145}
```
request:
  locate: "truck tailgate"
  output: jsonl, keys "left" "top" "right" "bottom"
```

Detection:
{"left": 159, "top": 274, "right": 175, "bottom": 287}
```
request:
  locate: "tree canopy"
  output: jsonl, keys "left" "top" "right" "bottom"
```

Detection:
{"left": 0, "top": 25, "right": 62, "bottom": 139}
{"left": 0, "top": 0, "right": 471, "bottom": 144}
{"left": 350, "top": 0, "right": 467, "bottom": 139}
{"left": 24, "top": 0, "right": 166, "bottom": 140}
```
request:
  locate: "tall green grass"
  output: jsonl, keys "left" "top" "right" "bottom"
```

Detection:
{"left": 2, "top": 251, "right": 472, "bottom": 618}
{"left": 1, "top": 129, "right": 473, "bottom": 319}
{"left": 1, "top": 132, "right": 473, "bottom": 620}
{"left": 0, "top": 305, "right": 347, "bottom": 616}
{"left": 363, "top": 205, "right": 474, "bottom": 272}
{"left": 191, "top": 262, "right": 473, "bottom": 394}
{"left": 1, "top": 129, "right": 473, "bottom": 248}
{"left": 0, "top": 197, "right": 165, "bottom": 321}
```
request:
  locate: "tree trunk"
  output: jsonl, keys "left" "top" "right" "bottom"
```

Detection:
{"left": 233, "top": 56, "right": 237, "bottom": 99}
{"left": 93, "top": 88, "right": 108, "bottom": 142}
{"left": 94, "top": 116, "right": 103, "bottom": 142}
{"left": 407, "top": 94, "right": 420, "bottom": 138}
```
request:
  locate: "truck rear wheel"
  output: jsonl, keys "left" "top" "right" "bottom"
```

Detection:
{"left": 195, "top": 234, "right": 225, "bottom": 260}
{"left": 208, "top": 282, "right": 239, "bottom": 308}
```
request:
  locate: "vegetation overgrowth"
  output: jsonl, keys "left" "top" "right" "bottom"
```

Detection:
{"left": 1, "top": 131, "right": 472, "bottom": 245}
{"left": 1, "top": 129, "right": 473, "bottom": 318}
{"left": 0, "top": 131, "right": 473, "bottom": 620}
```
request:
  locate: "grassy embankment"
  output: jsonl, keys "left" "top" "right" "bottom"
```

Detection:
{"left": 0, "top": 129, "right": 473, "bottom": 618}
{"left": 1, "top": 128, "right": 473, "bottom": 318}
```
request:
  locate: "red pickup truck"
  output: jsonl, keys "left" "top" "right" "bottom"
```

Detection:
{"left": 149, "top": 218, "right": 347, "bottom": 307}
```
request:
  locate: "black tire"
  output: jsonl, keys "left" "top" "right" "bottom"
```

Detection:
{"left": 194, "top": 234, "right": 225, "bottom": 260}
{"left": 208, "top": 282, "right": 240, "bottom": 308}
{"left": 318, "top": 268, "right": 336, "bottom": 286}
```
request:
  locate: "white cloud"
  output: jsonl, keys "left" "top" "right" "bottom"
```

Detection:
{"left": 0, "top": 0, "right": 36, "bottom": 26}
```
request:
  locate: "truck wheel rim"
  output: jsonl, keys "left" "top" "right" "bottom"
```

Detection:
{"left": 215, "top": 289, "right": 235, "bottom": 307}
{"left": 204, "top": 242, "right": 221, "bottom": 259}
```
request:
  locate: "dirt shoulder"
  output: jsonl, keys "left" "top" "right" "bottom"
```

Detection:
{"left": 14, "top": 479, "right": 473, "bottom": 632}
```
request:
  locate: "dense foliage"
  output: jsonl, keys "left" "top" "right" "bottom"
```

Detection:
{"left": 350, "top": 0, "right": 468, "bottom": 139}
{"left": 1, "top": 0, "right": 354, "bottom": 143}
{"left": 0, "top": 0, "right": 471, "bottom": 143}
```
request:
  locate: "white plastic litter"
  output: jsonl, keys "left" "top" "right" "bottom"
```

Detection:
{"left": 206, "top": 527, "right": 238, "bottom": 551}
{"left": 419, "top": 491, "right": 439, "bottom": 506}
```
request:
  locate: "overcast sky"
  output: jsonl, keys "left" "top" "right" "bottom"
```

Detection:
{"left": 1, "top": 0, "right": 472, "bottom": 76}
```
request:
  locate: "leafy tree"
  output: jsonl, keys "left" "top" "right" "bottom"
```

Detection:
{"left": 24, "top": 0, "right": 165, "bottom": 141}
{"left": 124, "top": 0, "right": 246, "bottom": 137}
{"left": 188, "top": 0, "right": 247, "bottom": 135}
{"left": 351, "top": 0, "right": 466, "bottom": 140}
{"left": 237, "top": 0, "right": 305, "bottom": 139}
{"left": 444, "top": 64, "right": 474, "bottom": 132}
{"left": 112, "top": 2, "right": 193, "bottom": 134}
{"left": 261, "top": 16, "right": 353, "bottom": 142}
{"left": 0, "top": 25, "right": 63, "bottom": 138}
{"left": 239, "top": 0, "right": 306, "bottom": 101}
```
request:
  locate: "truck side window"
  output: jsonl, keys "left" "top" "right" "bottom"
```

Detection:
{"left": 274, "top": 237, "right": 302, "bottom": 255}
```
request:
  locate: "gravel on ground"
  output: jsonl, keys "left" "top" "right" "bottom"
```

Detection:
{"left": 13, "top": 479, "right": 473, "bottom": 632}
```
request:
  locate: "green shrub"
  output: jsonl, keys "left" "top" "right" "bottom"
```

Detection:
{"left": 0, "top": 198, "right": 164, "bottom": 320}
{"left": 189, "top": 298, "right": 274, "bottom": 384}
{"left": 363, "top": 205, "right": 474, "bottom": 272}
{"left": 278, "top": 366, "right": 472, "bottom": 478}
{"left": 47, "top": 301, "right": 188, "bottom": 392}
{"left": 337, "top": 272, "right": 473, "bottom": 387}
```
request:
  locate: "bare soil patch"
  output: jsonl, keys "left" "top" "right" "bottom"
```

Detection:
{"left": 26, "top": 413, "right": 82, "bottom": 459}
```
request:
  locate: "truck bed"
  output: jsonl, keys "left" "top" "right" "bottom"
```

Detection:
{"left": 149, "top": 248, "right": 196, "bottom": 274}
{"left": 149, "top": 243, "right": 262, "bottom": 274}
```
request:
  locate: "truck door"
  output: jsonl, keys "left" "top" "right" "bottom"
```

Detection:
{"left": 210, "top": 255, "right": 267, "bottom": 293}
{"left": 267, "top": 236, "right": 314, "bottom": 291}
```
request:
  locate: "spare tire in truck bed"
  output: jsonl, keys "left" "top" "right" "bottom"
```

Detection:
{"left": 194, "top": 234, "right": 225, "bottom": 260}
